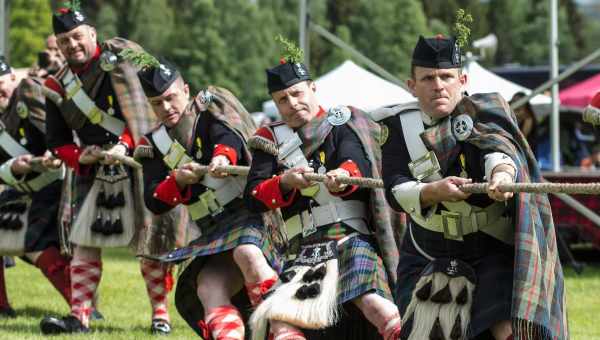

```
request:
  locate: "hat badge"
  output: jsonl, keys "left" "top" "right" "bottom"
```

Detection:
{"left": 452, "top": 114, "right": 473, "bottom": 141}
{"left": 327, "top": 105, "right": 351, "bottom": 126}
{"left": 453, "top": 42, "right": 461, "bottom": 64}
{"left": 159, "top": 64, "right": 171, "bottom": 77}
{"left": 295, "top": 63, "right": 306, "bottom": 76}
{"left": 74, "top": 11, "right": 85, "bottom": 22}
{"left": 0, "top": 63, "right": 6, "bottom": 72}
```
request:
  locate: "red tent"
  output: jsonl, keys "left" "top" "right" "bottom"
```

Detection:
{"left": 560, "top": 73, "right": 600, "bottom": 108}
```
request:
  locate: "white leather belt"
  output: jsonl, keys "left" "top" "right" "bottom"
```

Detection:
{"left": 0, "top": 123, "right": 29, "bottom": 158}
{"left": 411, "top": 201, "right": 513, "bottom": 244}
{"left": 187, "top": 176, "right": 246, "bottom": 221}
{"left": 14, "top": 166, "right": 65, "bottom": 193}
{"left": 62, "top": 69, "right": 125, "bottom": 137}
{"left": 286, "top": 200, "right": 371, "bottom": 238}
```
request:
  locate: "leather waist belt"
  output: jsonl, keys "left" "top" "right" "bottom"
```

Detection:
{"left": 14, "top": 167, "right": 65, "bottom": 193}
{"left": 286, "top": 200, "right": 371, "bottom": 239}
{"left": 412, "top": 201, "right": 513, "bottom": 244}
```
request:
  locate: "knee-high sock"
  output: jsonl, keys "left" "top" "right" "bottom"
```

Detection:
{"left": 140, "top": 259, "right": 170, "bottom": 322}
{"left": 376, "top": 312, "right": 401, "bottom": 340}
{"left": 205, "top": 305, "right": 244, "bottom": 340}
{"left": 268, "top": 322, "right": 306, "bottom": 340}
{"left": 35, "top": 247, "right": 71, "bottom": 305}
{"left": 70, "top": 258, "right": 101, "bottom": 327}
{"left": 0, "top": 264, "right": 10, "bottom": 309}
{"left": 245, "top": 274, "right": 278, "bottom": 307}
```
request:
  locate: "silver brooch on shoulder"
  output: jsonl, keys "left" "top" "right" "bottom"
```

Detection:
{"left": 327, "top": 105, "right": 351, "bottom": 126}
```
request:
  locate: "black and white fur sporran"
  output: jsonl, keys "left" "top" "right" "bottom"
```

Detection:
{"left": 69, "top": 163, "right": 135, "bottom": 248}
{"left": 403, "top": 259, "right": 476, "bottom": 340}
{"left": 0, "top": 196, "right": 31, "bottom": 255}
{"left": 250, "top": 240, "right": 339, "bottom": 339}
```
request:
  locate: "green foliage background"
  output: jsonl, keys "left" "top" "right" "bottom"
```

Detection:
{"left": 6, "top": 0, "right": 600, "bottom": 111}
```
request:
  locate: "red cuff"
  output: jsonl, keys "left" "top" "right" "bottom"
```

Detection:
{"left": 331, "top": 160, "right": 362, "bottom": 197}
{"left": 255, "top": 126, "right": 275, "bottom": 142}
{"left": 119, "top": 127, "right": 134, "bottom": 150}
{"left": 53, "top": 144, "right": 89, "bottom": 175}
{"left": 251, "top": 176, "right": 296, "bottom": 209}
{"left": 153, "top": 173, "right": 192, "bottom": 206}
{"left": 44, "top": 77, "right": 65, "bottom": 97}
{"left": 213, "top": 144, "right": 238, "bottom": 165}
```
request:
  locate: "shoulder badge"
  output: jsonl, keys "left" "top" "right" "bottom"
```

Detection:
{"left": 16, "top": 101, "right": 29, "bottom": 119}
{"left": 99, "top": 50, "right": 118, "bottom": 72}
{"left": 379, "top": 123, "right": 389, "bottom": 146}
{"left": 327, "top": 105, "right": 351, "bottom": 126}
{"left": 452, "top": 114, "right": 473, "bottom": 141}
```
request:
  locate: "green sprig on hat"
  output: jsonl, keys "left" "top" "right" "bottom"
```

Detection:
{"left": 276, "top": 35, "right": 304, "bottom": 64}
{"left": 119, "top": 48, "right": 160, "bottom": 70}
{"left": 59, "top": 0, "right": 81, "bottom": 13}
{"left": 453, "top": 9, "right": 473, "bottom": 48}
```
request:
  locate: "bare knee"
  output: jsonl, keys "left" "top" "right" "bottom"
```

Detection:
{"left": 491, "top": 320, "right": 512, "bottom": 340}
{"left": 354, "top": 293, "right": 398, "bottom": 321}
{"left": 196, "top": 273, "right": 227, "bottom": 304}
{"left": 232, "top": 244, "right": 264, "bottom": 270}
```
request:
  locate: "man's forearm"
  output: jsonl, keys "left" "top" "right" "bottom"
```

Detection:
{"left": 419, "top": 182, "right": 438, "bottom": 208}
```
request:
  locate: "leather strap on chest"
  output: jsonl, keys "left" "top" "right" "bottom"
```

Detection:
{"left": 61, "top": 69, "right": 125, "bottom": 137}
{"left": 399, "top": 110, "right": 441, "bottom": 182}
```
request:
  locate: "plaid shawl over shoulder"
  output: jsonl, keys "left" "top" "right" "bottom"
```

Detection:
{"left": 421, "top": 93, "right": 567, "bottom": 340}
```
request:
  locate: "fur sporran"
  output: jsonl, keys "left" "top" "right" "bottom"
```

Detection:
{"left": 69, "top": 164, "right": 135, "bottom": 248}
{"left": 404, "top": 259, "right": 476, "bottom": 340}
{"left": 0, "top": 195, "right": 31, "bottom": 255}
{"left": 250, "top": 241, "right": 340, "bottom": 339}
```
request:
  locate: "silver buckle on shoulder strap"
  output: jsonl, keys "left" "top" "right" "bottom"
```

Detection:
{"left": 441, "top": 210, "right": 463, "bottom": 240}
{"left": 408, "top": 150, "right": 441, "bottom": 181}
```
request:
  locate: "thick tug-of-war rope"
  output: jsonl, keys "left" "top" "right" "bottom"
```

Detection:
{"left": 33, "top": 153, "right": 142, "bottom": 170}
{"left": 190, "top": 163, "right": 600, "bottom": 195}
{"left": 459, "top": 182, "right": 600, "bottom": 195}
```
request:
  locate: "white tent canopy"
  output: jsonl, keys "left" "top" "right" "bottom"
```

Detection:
{"left": 463, "top": 59, "right": 551, "bottom": 107}
{"left": 262, "top": 59, "right": 551, "bottom": 118}
{"left": 262, "top": 60, "right": 414, "bottom": 117}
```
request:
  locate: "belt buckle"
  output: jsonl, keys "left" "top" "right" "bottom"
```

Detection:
{"left": 200, "top": 190, "right": 224, "bottom": 217}
{"left": 408, "top": 151, "right": 441, "bottom": 181}
{"left": 441, "top": 210, "right": 463, "bottom": 240}
{"left": 301, "top": 209, "right": 317, "bottom": 238}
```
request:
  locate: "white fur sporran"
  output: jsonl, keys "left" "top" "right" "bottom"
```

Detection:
{"left": 404, "top": 259, "right": 476, "bottom": 340}
{"left": 250, "top": 241, "right": 340, "bottom": 339}
{"left": 0, "top": 196, "right": 31, "bottom": 255}
{"left": 70, "top": 164, "right": 135, "bottom": 248}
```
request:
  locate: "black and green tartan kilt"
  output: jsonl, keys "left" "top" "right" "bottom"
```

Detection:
{"left": 173, "top": 199, "right": 284, "bottom": 337}
{"left": 0, "top": 181, "right": 62, "bottom": 253}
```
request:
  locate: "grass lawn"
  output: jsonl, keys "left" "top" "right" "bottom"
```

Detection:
{"left": 1, "top": 248, "right": 599, "bottom": 339}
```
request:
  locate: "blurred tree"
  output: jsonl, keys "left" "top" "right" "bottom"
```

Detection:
{"left": 345, "top": 0, "right": 428, "bottom": 78}
{"left": 8, "top": 0, "right": 53, "bottom": 67}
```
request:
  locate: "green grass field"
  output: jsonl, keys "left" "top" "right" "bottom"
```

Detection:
{"left": 1, "top": 248, "right": 599, "bottom": 339}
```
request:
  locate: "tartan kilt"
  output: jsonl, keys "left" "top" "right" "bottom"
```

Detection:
{"left": 260, "top": 223, "right": 394, "bottom": 339}
{"left": 173, "top": 200, "right": 284, "bottom": 337}
{"left": 68, "top": 166, "right": 136, "bottom": 248}
{"left": 395, "top": 233, "right": 514, "bottom": 338}
{"left": 298, "top": 223, "right": 394, "bottom": 304}
{"left": 0, "top": 181, "right": 62, "bottom": 255}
